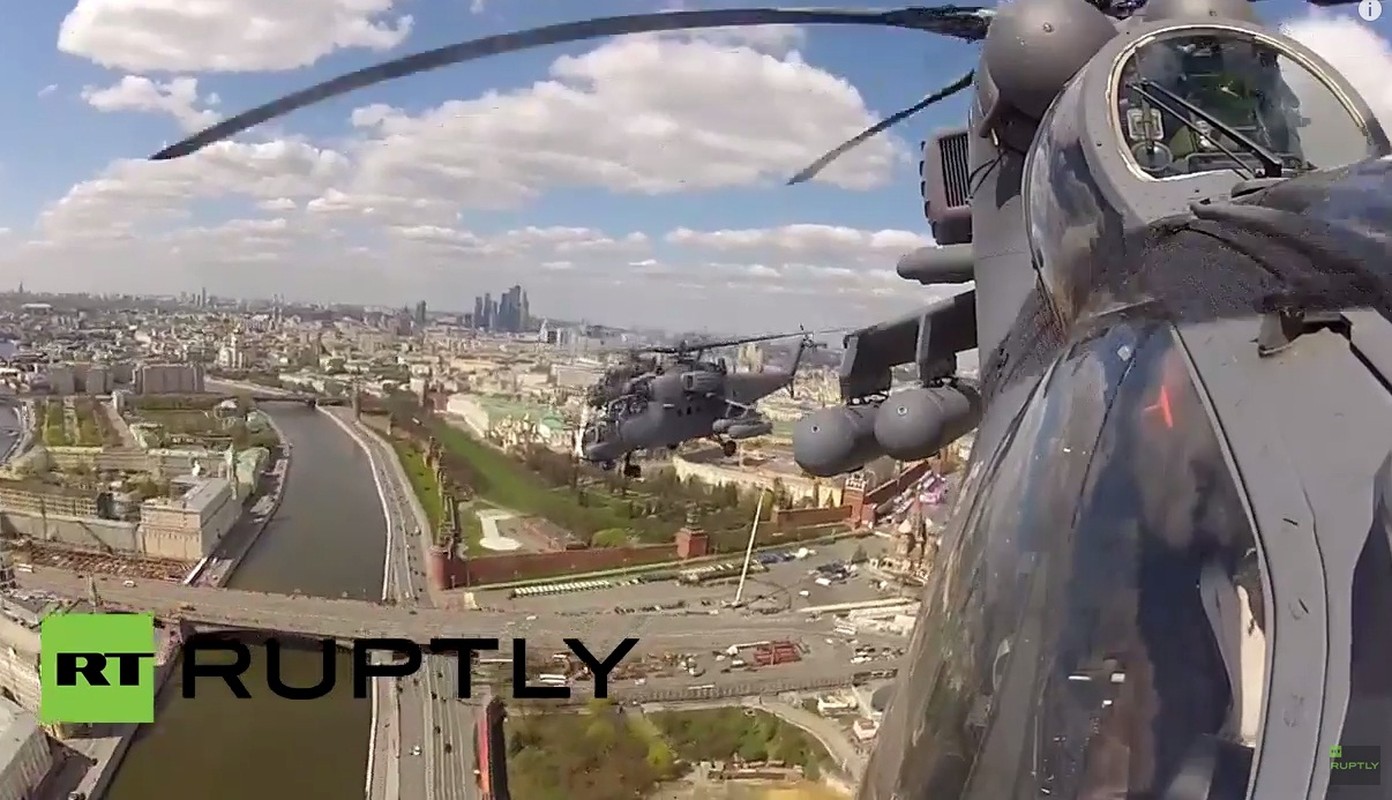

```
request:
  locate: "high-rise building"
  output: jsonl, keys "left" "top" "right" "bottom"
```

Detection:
{"left": 471, "top": 285, "right": 532, "bottom": 332}
{"left": 414, "top": 300, "right": 428, "bottom": 326}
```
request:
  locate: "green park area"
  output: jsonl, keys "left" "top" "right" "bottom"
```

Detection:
{"left": 370, "top": 393, "right": 839, "bottom": 555}
{"left": 427, "top": 417, "right": 796, "bottom": 550}
{"left": 38, "top": 397, "right": 120, "bottom": 447}
{"left": 126, "top": 394, "right": 278, "bottom": 449}
{"left": 430, "top": 421, "right": 632, "bottom": 533}
{"left": 505, "top": 700, "right": 830, "bottom": 800}
{"left": 390, "top": 437, "right": 483, "bottom": 551}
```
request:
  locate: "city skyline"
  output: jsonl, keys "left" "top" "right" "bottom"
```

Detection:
{"left": 1, "top": 3, "right": 1385, "bottom": 333}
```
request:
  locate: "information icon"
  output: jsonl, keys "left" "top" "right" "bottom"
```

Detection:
{"left": 1360, "top": 0, "right": 1382, "bottom": 22}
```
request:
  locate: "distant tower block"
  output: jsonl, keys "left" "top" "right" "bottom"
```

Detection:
{"left": 351, "top": 390, "right": 362, "bottom": 419}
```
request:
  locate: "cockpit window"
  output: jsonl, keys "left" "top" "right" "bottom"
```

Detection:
{"left": 1115, "top": 30, "right": 1374, "bottom": 179}
{"left": 859, "top": 319, "right": 1267, "bottom": 800}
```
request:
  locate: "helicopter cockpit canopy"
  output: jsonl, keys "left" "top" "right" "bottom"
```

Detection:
{"left": 1115, "top": 29, "right": 1376, "bottom": 179}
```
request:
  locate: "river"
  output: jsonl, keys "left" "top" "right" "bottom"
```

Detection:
{"left": 105, "top": 406, "right": 387, "bottom": 799}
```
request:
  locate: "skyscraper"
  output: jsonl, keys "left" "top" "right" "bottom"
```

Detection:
{"left": 471, "top": 285, "right": 531, "bottom": 332}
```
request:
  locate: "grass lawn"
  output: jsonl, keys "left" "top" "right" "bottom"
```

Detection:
{"left": 431, "top": 421, "right": 629, "bottom": 534}
{"left": 392, "top": 439, "right": 443, "bottom": 539}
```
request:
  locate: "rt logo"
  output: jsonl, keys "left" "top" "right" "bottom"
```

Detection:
{"left": 40, "top": 613, "right": 156, "bottom": 724}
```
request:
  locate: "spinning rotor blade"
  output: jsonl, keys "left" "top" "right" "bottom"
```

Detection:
{"left": 150, "top": 6, "right": 991, "bottom": 161}
{"left": 647, "top": 327, "right": 844, "bottom": 354}
{"left": 787, "top": 70, "right": 975, "bottom": 184}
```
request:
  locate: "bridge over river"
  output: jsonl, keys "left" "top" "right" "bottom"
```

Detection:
{"left": 218, "top": 392, "right": 348, "bottom": 407}
{"left": 19, "top": 570, "right": 850, "bottom": 655}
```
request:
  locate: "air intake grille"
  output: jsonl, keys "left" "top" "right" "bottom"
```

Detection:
{"left": 938, "top": 131, "right": 970, "bottom": 208}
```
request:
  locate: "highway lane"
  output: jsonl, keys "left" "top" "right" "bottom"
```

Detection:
{"left": 365, "top": 420, "right": 476, "bottom": 800}
{"left": 371, "top": 426, "right": 432, "bottom": 800}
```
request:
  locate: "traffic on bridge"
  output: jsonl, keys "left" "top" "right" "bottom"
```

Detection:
{"left": 19, "top": 568, "right": 892, "bottom": 656}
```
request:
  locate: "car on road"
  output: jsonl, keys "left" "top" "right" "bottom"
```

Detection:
{"left": 411, "top": 745, "right": 422, "bottom": 756}
{"left": 123, "top": 580, "right": 136, "bottom": 587}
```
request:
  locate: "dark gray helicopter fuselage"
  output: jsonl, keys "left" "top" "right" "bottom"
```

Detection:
{"left": 582, "top": 367, "right": 792, "bottom": 463}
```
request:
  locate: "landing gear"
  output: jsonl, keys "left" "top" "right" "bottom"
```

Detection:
{"left": 622, "top": 454, "right": 641, "bottom": 479}
{"left": 721, "top": 440, "right": 737, "bottom": 458}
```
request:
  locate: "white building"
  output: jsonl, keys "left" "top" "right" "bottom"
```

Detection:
{"left": 135, "top": 363, "right": 205, "bottom": 395}
{"left": 816, "top": 692, "right": 859, "bottom": 715}
{"left": 851, "top": 717, "right": 879, "bottom": 742}
{"left": 140, "top": 476, "right": 239, "bottom": 560}
{"left": 217, "top": 334, "right": 247, "bottom": 370}
{"left": 0, "top": 697, "right": 51, "bottom": 800}
{"left": 0, "top": 611, "right": 39, "bottom": 716}
{"left": 445, "top": 394, "right": 491, "bottom": 438}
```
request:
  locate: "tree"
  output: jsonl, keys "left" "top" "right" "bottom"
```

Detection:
{"left": 850, "top": 544, "right": 868, "bottom": 564}
{"left": 590, "top": 528, "right": 629, "bottom": 548}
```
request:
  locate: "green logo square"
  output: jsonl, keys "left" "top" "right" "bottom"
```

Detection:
{"left": 40, "top": 613, "right": 156, "bottom": 724}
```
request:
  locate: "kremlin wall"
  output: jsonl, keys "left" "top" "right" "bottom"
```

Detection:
{"left": 418, "top": 454, "right": 939, "bottom": 591}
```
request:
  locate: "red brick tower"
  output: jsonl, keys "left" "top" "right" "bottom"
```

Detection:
{"left": 675, "top": 525, "right": 710, "bottom": 560}
{"left": 844, "top": 474, "right": 868, "bottom": 528}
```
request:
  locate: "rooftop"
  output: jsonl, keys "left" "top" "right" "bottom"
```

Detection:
{"left": 146, "top": 476, "right": 229, "bottom": 514}
{"left": 0, "top": 696, "right": 41, "bottom": 774}
{"left": 0, "top": 478, "right": 95, "bottom": 500}
{"left": 0, "top": 593, "right": 97, "bottom": 630}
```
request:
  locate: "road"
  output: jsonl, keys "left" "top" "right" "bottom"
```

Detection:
{"left": 639, "top": 696, "right": 868, "bottom": 780}
{"left": 350, "top": 411, "right": 480, "bottom": 800}
{"left": 0, "top": 398, "right": 24, "bottom": 463}
{"left": 18, "top": 567, "right": 855, "bottom": 652}
{"left": 758, "top": 699, "right": 868, "bottom": 778}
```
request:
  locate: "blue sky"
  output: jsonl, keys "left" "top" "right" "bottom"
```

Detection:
{"left": 0, "top": 2, "right": 969, "bottom": 233}
{"left": 0, "top": 0, "right": 1387, "bottom": 331}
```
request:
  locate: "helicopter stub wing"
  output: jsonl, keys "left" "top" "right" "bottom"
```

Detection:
{"left": 838, "top": 289, "right": 977, "bottom": 400}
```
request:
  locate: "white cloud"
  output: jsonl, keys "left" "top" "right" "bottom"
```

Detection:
{"left": 37, "top": 84, "right": 58, "bottom": 98}
{"left": 680, "top": 25, "right": 806, "bottom": 55}
{"left": 81, "top": 75, "right": 220, "bottom": 132}
{"left": 58, "top": 0, "right": 413, "bottom": 73}
{"left": 667, "top": 225, "right": 933, "bottom": 267}
{"left": 39, "top": 140, "right": 349, "bottom": 238}
{"left": 342, "top": 32, "right": 905, "bottom": 208}
{"left": 17, "top": 17, "right": 930, "bottom": 328}
{"left": 1283, "top": 12, "right": 1392, "bottom": 124}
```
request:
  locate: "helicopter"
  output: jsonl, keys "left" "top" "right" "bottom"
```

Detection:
{"left": 146, "top": 0, "right": 1392, "bottom": 797}
{"left": 582, "top": 329, "right": 824, "bottom": 411}
{"left": 574, "top": 331, "right": 825, "bottom": 478}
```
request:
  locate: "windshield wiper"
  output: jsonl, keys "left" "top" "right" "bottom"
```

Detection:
{"left": 1128, "top": 79, "right": 1283, "bottom": 179}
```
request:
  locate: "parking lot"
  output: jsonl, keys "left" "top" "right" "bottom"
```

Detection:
{"left": 478, "top": 537, "right": 910, "bottom": 615}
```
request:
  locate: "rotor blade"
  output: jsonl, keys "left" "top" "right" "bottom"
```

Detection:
{"left": 151, "top": 7, "right": 991, "bottom": 160}
{"left": 646, "top": 327, "right": 846, "bottom": 354}
{"left": 787, "top": 69, "right": 975, "bottom": 185}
